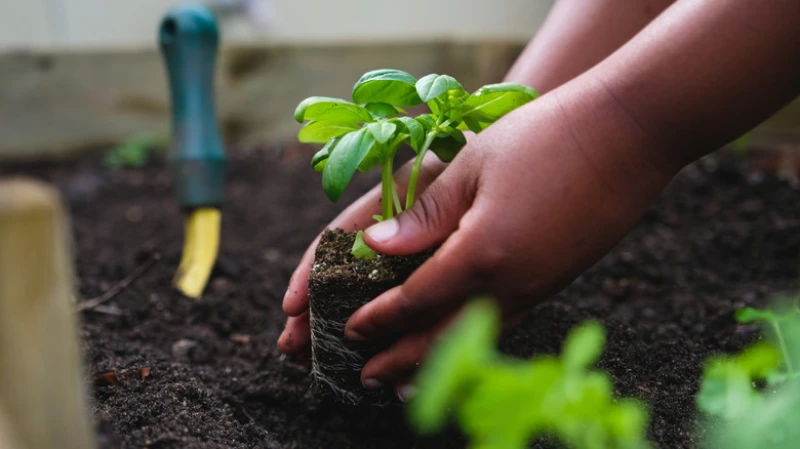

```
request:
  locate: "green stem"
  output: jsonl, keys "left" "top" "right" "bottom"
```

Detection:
{"left": 772, "top": 321, "right": 795, "bottom": 374}
{"left": 405, "top": 130, "right": 438, "bottom": 209}
{"left": 381, "top": 156, "right": 394, "bottom": 220}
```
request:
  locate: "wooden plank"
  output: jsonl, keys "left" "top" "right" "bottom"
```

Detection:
{"left": 0, "top": 179, "right": 96, "bottom": 449}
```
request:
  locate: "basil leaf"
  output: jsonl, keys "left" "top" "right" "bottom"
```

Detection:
{"left": 352, "top": 69, "right": 422, "bottom": 106}
{"left": 322, "top": 129, "right": 375, "bottom": 202}
{"left": 416, "top": 74, "right": 463, "bottom": 102}
{"left": 294, "top": 96, "right": 374, "bottom": 123}
{"left": 461, "top": 83, "right": 538, "bottom": 124}
{"left": 562, "top": 321, "right": 605, "bottom": 371}
{"left": 364, "top": 102, "right": 402, "bottom": 118}
{"left": 392, "top": 117, "right": 424, "bottom": 152}
{"left": 430, "top": 128, "right": 466, "bottom": 163}
{"left": 366, "top": 121, "right": 398, "bottom": 144}
{"left": 415, "top": 114, "right": 436, "bottom": 132}
{"left": 298, "top": 121, "right": 360, "bottom": 143}
{"left": 311, "top": 136, "right": 340, "bottom": 172}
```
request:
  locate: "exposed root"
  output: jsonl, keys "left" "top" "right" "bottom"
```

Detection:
{"left": 309, "top": 309, "right": 368, "bottom": 405}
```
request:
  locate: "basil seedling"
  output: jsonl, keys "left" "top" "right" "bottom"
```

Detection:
{"left": 295, "top": 69, "right": 538, "bottom": 258}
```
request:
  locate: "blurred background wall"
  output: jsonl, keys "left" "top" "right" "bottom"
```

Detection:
{"left": 0, "top": 0, "right": 554, "bottom": 158}
{"left": 0, "top": 0, "right": 553, "bottom": 49}
{"left": 0, "top": 0, "right": 797, "bottom": 160}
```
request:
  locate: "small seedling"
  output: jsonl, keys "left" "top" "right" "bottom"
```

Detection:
{"left": 295, "top": 69, "right": 538, "bottom": 257}
{"left": 408, "top": 299, "right": 651, "bottom": 449}
{"left": 104, "top": 130, "right": 170, "bottom": 170}
{"left": 697, "top": 299, "right": 800, "bottom": 449}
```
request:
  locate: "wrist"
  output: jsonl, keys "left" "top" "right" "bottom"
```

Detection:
{"left": 552, "top": 75, "right": 683, "bottom": 192}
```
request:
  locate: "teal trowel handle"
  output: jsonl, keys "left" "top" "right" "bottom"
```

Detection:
{"left": 159, "top": 3, "right": 226, "bottom": 210}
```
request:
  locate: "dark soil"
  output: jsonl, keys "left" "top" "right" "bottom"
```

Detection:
{"left": 308, "top": 229, "right": 431, "bottom": 406}
{"left": 2, "top": 147, "right": 800, "bottom": 449}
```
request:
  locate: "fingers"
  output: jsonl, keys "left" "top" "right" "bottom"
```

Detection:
{"left": 282, "top": 155, "right": 448, "bottom": 317}
{"left": 277, "top": 311, "right": 311, "bottom": 356}
{"left": 346, "top": 227, "right": 483, "bottom": 341}
{"left": 282, "top": 184, "right": 382, "bottom": 316}
{"left": 360, "top": 326, "right": 438, "bottom": 388}
{"left": 363, "top": 155, "right": 478, "bottom": 256}
{"left": 282, "top": 236, "right": 319, "bottom": 317}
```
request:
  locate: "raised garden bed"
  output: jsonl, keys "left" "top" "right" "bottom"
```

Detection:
{"left": 2, "top": 146, "right": 799, "bottom": 449}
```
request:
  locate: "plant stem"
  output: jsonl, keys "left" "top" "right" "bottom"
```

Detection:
{"left": 381, "top": 156, "right": 394, "bottom": 220}
{"left": 405, "top": 130, "right": 437, "bottom": 209}
{"left": 771, "top": 320, "right": 795, "bottom": 374}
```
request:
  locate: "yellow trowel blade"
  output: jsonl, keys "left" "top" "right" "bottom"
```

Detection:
{"left": 174, "top": 207, "right": 221, "bottom": 299}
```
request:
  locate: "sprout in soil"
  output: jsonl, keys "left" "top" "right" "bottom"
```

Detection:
{"left": 408, "top": 299, "right": 652, "bottom": 449}
{"left": 697, "top": 299, "right": 800, "bottom": 449}
{"left": 294, "top": 69, "right": 538, "bottom": 258}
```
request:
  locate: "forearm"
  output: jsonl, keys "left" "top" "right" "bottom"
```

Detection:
{"left": 505, "top": 0, "right": 676, "bottom": 92}
{"left": 582, "top": 0, "right": 800, "bottom": 166}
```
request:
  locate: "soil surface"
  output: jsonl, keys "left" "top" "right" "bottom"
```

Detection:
{"left": 2, "top": 147, "right": 799, "bottom": 449}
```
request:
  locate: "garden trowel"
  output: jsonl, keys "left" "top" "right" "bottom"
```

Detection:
{"left": 159, "top": 3, "right": 226, "bottom": 298}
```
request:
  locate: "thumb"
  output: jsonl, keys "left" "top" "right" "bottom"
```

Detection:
{"left": 363, "top": 168, "right": 475, "bottom": 255}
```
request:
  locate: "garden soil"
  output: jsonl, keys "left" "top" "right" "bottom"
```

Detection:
{"left": 3, "top": 147, "right": 799, "bottom": 449}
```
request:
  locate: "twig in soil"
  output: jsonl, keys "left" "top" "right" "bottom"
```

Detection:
{"left": 77, "top": 252, "right": 162, "bottom": 312}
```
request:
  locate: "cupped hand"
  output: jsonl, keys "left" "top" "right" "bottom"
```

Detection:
{"left": 277, "top": 153, "right": 448, "bottom": 358}
{"left": 342, "top": 87, "right": 681, "bottom": 394}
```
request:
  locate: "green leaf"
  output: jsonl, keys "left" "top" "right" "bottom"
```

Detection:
{"left": 298, "top": 121, "right": 360, "bottom": 143}
{"left": 364, "top": 102, "right": 403, "bottom": 118}
{"left": 352, "top": 69, "right": 422, "bottom": 106}
{"left": 735, "top": 307, "right": 780, "bottom": 325}
{"left": 366, "top": 121, "right": 398, "bottom": 144}
{"left": 461, "top": 115, "right": 491, "bottom": 133}
{"left": 311, "top": 136, "right": 340, "bottom": 172}
{"left": 416, "top": 74, "right": 464, "bottom": 102}
{"left": 409, "top": 299, "right": 500, "bottom": 434}
{"left": 430, "top": 128, "right": 466, "bottom": 162}
{"left": 322, "top": 129, "right": 375, "bottom": 202}
{"left": 696, "top": 343, "right": 780, "bottom": 419}
{"left": 392, "top": 117, "right": 425, "bottom": 151}
{"left": 461, "top": 83, "right": 538, "bottom": 124}
{"left": 416, "top": 114, "right": 436, "bottom": 132}
{"left": 562, "top": 321, "right": 606, "bottom": 371}
{"left": 352, "top": 231, "right": 378, "bottom": 260}
{"left": 294, "top": 96, "right": 374, "bottom": 123}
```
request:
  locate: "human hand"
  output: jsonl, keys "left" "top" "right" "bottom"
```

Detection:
{"left": 277, "top": 153, "right": 448, "bottom": 358}
{"left": 342, "top": 87, "right": 680, "bottom": 396}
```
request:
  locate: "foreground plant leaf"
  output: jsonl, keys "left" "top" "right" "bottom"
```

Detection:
{"left": 410, "top": 299, "right": 651, "bottom": 449}
{"left": 699, "top": 301, "right": 800, "bottom": 449}
{"left": 174, "top": 207, "right": 221, "bottom": 298}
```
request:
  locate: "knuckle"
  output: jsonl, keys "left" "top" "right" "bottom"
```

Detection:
{"left": 393, "top": 289, "right": 422, "bottom": 322}
{"left": 467, "top": 245, "right": 509, "bottom": 279}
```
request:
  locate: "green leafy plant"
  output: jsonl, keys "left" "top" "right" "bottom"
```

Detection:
{"left": 408, "top": 299, "right": 651, "bottom": 449}
{"left": 104, "top": 131, "right": 170, "bottom": 169}
{"left": 697, "top": 300, "right": 800, "bottom": 449}
{"left": 295, "top": 69, "right": 538, "bottom": 257}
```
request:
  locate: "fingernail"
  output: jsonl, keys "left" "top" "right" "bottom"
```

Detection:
{"left": 397, "top": 385, "right": 417, "bottom": 402}
{"left": 345, "top": 328, "right": 366, "bottom": 341}
{"left": 365, "top": 219, "right": 399, "bottom": 243}
{"left": 363, "top": 378, "right": 384, "bottom": 390}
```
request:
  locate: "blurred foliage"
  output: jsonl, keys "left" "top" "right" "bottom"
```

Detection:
{"left": 698, "top": 297, "right": 800, "bottom": 449}
{"left": 104, "top": 131, "right": 170, "bottom": 169}
{"left": 409, "top": 299, "right": 651, "bottom": 449}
